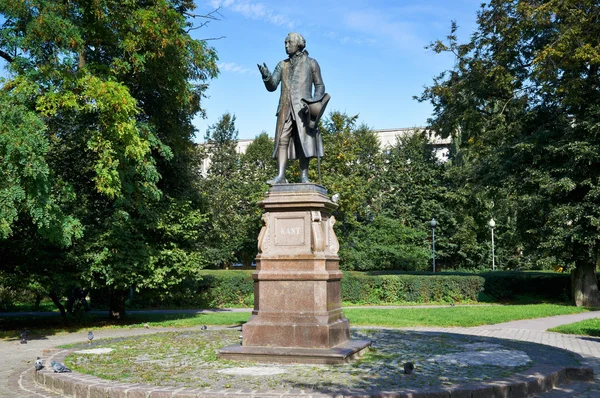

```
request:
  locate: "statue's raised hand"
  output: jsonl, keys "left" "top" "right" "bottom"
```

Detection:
{"left": 257, "top": 63, "right": 270, "bottom": 79}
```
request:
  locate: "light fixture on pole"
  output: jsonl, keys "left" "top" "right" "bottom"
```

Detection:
{"left": 430, "top": 218, "right": 437, "bottom": 273}
{"left": 489, "top": 218, "right": 496, "bottom": 271}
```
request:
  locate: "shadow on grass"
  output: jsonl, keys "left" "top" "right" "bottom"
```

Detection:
{"left": 0, "top": 311, "right": 247, "bottom": 341}
{"left": 277, "top": 330, "right": 585, "bottom": 395}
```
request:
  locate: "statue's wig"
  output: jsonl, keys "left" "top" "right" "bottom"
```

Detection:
{"left": 286, "top": 32, "right": 306, "bottom": 51}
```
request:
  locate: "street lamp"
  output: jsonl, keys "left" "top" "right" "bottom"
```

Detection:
{"left": 430, "top": 218, "right": 437, "bottom": 273}
{"left": 489, "top": 218, "right": 496, "bottom": 271}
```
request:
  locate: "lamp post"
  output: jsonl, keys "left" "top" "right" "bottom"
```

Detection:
{"left": 430, "top": 218, "right": 437, "bottom": 273}
{"left": 489, "top": 218, "right": 496, "bottom": 271}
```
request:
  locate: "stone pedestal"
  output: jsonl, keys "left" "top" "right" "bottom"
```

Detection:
{"left": 218, "top": 184, "right": 370, "bottom": 364}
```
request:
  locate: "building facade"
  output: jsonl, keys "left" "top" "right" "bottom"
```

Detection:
{"left": 199, "top": 128, "right": 451, "bottom": 175}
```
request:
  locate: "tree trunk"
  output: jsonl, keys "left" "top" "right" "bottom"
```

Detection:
{"left": 108, "top": 289, "right": 127, "bottom": 320}
{"left": 48, "top": 290, "right": 67, "bottom": 320}
{"left": 571, "top": 262, "right": 600, "bottom": 307}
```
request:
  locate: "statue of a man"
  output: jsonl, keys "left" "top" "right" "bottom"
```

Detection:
{"left": 258, "top": 32, "right": 328, "bottom": 185}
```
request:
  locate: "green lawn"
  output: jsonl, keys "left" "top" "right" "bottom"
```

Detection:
{"left": 548, "top": 317, "right": 600, "bottom": 337}
{"left": 1, "top": 304, "right": 591, "bottom": 340}
{"left": 344, "top": 304, "right": 590, "bottom": 327}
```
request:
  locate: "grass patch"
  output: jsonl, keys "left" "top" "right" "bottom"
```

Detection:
{"left": 548, "top": 318, "right": 600, "bottom": 337}
{"left": 1, "top": 304, "right": 591, "bottom": 339}
{"left": 0, "top": 312, "right": 250, "bottom": 340}
{"left": 9, "top": 300, "right": 58, "bottom": 312}
{"left": 64, "top": 329, "right": 571, "bottom": 392}
{"left": 344, "top": 304, "right": 590, "bottom": 328}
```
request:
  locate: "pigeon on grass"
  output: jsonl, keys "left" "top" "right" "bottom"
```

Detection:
{"left": 51, "top": 360, "right": 71, "bottom": 373}
{"left": 20, "top": 330, "right": 28, "bottom": 344}
{"left": 87, "top": 331, "right": 94, "bottom": 345}
{"left": 34, "top": 357, "right": 44, "bottom": 371}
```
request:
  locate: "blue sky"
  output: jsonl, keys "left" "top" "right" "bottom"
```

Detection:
{"left": 192, "top": 0, "right": 483, "bottom": 140}
{"left": 0, "top": 1, "right": 484, "bottom": 141}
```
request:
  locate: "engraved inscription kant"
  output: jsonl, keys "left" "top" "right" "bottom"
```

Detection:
{"left": 274, "top": 217, "right": 305, "bottom": 246}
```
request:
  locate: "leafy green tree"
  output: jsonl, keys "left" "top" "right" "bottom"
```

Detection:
{"left": 341, "top": 215, "right": 429, "bottom": 271}
{"left": 241, "top": 132, "right": 276, "bottom": 185}
{"left": 198, "top": 113, "right": 246, "bottom": 267}
{"left": 377, "top": 131, "right": 446, "bottom": 255}
{"left": 319, "top": 112, "right": 383, "bottom": 244}
{"left": 0, "top": 91, "right": 82, "bottom": 245}
{"left": 236, "top": 132, "right": 276, "bottom": 265}
{"left": 420, "top": 0, "right": 600, "bottom": 305}
{"left": 0, "top": 0, "right": 219, "bottom": 317}
{"left": 203, "top": 112, "right": 240, "bottom": 178}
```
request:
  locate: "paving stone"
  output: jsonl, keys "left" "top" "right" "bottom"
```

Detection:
{"left": 5, "top": 311, "right": 600, "bottom": 397}
{"left": 566, "top": 367, "right": 594, "bottom": 381}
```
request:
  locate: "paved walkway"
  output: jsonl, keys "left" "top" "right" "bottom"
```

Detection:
{"left": 2, "top": 310, "right": 600, "bottom": 397}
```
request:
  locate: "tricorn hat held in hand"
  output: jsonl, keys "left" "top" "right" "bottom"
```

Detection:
{"left": 301, "top": 93, "right": 331, "bottom": 130}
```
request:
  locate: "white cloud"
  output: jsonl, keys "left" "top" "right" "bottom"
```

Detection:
{"left": 218, "top": 62, "right": 259, "bottom": 75}
{"left": 343, "top": 10, "right": 422, "bottom": 49}
{"left": 210, "top": 0, "right": 294, "bottom": 28}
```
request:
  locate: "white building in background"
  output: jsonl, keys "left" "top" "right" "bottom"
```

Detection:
{"left": 199, "top": 128, "right": 451, "bottom": 175}
{"left": 375, "top": 128, "right": 451, "bottom": 162}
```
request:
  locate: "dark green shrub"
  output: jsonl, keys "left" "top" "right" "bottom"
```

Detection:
{"left": 341, "top": 272, "right": 484, "bottom": 304}
{"left": 480, "top": 271, "right": 572, "bottom": 302}
{"left": 339, "top": 216, "right": 429, "bottom": 271}
{"left": 89, "top": 270, "right": 584, "bottom": 309}
{"left": 92, "top": 270, "right": 255, "bottom": 309}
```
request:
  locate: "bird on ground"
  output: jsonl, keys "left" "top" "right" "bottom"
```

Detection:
{"left": 403, "top": 362, "right": 415, "bottom": 375}
{"left": 34, "top": 357, "right": 44, "bottom": 371}
{"left": 20, "top": 330, "right": 28, "bottom": 344}
{"left": 87, "top": 331, "right": 94, "bottom": 345}
{"left": 144, "top": 323, "right": 150, "bottom": 329}
{"left": 450, "top": 302, "right": 455, "bottom": 307}
{"left": 200, "top": 325, "right": 207, "bottom": 331}
{"left": 51, "top": 360, "right": 71, "bottom": 373}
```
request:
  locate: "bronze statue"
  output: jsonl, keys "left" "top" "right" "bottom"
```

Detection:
{"left": 258, "top": 32, "right": 330, "bottom": 185}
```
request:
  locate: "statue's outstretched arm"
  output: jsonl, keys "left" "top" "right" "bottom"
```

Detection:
{"left": 263, "top": 61, "right": 283, "bottom": 92}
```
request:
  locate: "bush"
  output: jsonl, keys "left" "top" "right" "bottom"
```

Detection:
{"left": 90, "top": 270, "right": 255, "bottom": 309}
{"left": 89, "top": 270, "right": 584, "bottom": 310}
{"left": 479, "top": 271, "right": 572, "bottom": 302}
{"left": 341, "top": 272, "right": 485, "bottom": 304}
{"left": 339, "top": 216, "right": 430, "bottom": 271}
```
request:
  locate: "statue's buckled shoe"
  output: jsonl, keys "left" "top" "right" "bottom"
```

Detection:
{"left": 267, "top": 176, "right": 288, "bottom": 185}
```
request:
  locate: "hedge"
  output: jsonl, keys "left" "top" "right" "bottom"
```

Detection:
{"left": 341, "top": 272, "right": 484, "bottom": 304}
{"left": 111, "top": 270, "right": 484, "bottom": 308}
{"left": 478, "top": 271, "right": 572, "bottom": 302}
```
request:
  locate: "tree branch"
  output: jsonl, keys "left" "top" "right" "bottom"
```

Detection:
{"left": 184, "top": 7, "right": 223, "bottom": 21}
{"left": 200, "top": 36, "right": 226, "bottom": 41}
{"left": 0, "top": 49, "right": 14, "bottom": 63}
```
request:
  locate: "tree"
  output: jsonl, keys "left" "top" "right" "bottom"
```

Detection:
{"left": 0, "top": 0, "right": 219, "bottom": 318}
{"left": 319, "top": 112, "right": 383, "bottom": 243}
{"left": 420, "top": 0, "right": 600, "bottom": 305}
{"left": 197, "top": 113, "right": 246, "bottom": 267}
{"left": 373, "top": 130, "right": 461, "bottom": 270}
{"left": 237, "top": 132, "right": 276, "bottom": 265}
{"left": 342, "top": 215, "right": 429, "bottom": 271}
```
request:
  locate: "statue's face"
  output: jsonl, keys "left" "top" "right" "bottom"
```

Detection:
{"left": 285, "top": 36, "right": 299, "bottom": 55}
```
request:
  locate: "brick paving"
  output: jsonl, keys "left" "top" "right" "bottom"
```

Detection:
{"left": 2, "top": 310, "right": 599, "bottom": 397}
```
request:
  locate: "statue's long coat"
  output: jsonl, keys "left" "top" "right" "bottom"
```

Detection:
{"left": 263, "top": 51, "right": 325, "bottom": 160}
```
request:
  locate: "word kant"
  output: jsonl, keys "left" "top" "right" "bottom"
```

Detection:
{"left": 280, "top": 227, "right": 301, "bottom": 235}
{"left": 274, "top": 217, "right": 305, "bottom": 246}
